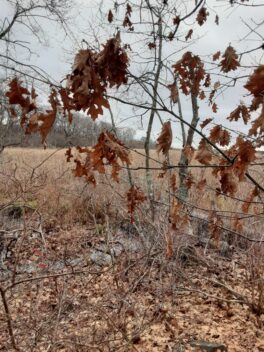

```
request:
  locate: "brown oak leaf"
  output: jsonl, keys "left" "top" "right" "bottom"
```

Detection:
{"left": 195, "top": 139, "right": 213, "bottom": 165}
{"left": 167, "top": 83, "right": 178, "bottom": 103}
{"left": 220, "top": 45, "right": 240, "bottom": 73}
{"left": 196, "top": 7, "right": 209, "bottom": 26}
{"left": 156, "top": 121, "right": 173, "bottom": 155}
{"left": 227, "top": 103, "right": 250, "bottom": 125}
{"left": 209, "top": 125, "right": 230, "bottom": 146}
{"left": 244, "top": 65, "right": 264, "bottom": 97}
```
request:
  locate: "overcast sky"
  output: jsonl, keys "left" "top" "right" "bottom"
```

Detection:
{"left": 1, "top": 0, "right": 263, "bottom": 147}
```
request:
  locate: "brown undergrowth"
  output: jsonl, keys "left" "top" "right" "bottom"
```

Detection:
{"left": 0, "top": 148, "right": 263, "bottom": 351}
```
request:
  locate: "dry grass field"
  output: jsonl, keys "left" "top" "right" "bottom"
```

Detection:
{"left": 0, "top": 147, "right": 263, "bottom": 351}
{"left": 1, "top": 147, "right": 263, "bottom": 230}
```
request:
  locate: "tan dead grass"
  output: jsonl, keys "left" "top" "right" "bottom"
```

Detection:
{"left": 1, "top": 147, "right": 263, "bottom": 231}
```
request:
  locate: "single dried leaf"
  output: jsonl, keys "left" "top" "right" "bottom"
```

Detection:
{"left": 213, "top": 51, "right": 221, "bottom": 61}
{"left": 199, "top": 90, "right": 206, "bottom": 100}
{"left": 244, "top": 65, "right": 264, "bottom": 97}
{"left": 185, "top": 29, "right": 193, "bottom": 41}
{"left": 212, "top": 102, "right": 218, "bottom": 113}
{"left": 248, "top": 106, "right": 264, "bottom": 136}
{"left": 148, "top": 42, "right": 156, "bottom": 49}
{"left": 173, "top": 16, "right": 180, "bottom": 25}
{"left": 220, "top": 45, "right": 240, "bottom": 73}
{"left": 215, "top": 15, "right": 219, "bottom": 25}
{"left": 200, "top": 118, "right": 213, "bottom": 129}
{"left": 156, "top": 121, "right": 172, "bottom": 155}
{"left": 167, "top": 83, "right": 178, "bottom": 103}
{"left": 196, "top": 7, "right": 209, "bottom": 26}
{"left": 233, "top": 136, "right": 256, "bottom": 180}
{"left": 219, "top": 170, "right": 237, "bottom": 195}
{"left": 108, "top": 10, "right": 113, "bottom": 23}
{"left": 195, "top": 139, "right": 213, "bottom": 165}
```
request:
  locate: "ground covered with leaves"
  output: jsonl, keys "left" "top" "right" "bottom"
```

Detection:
{"left": 0, "top": 219, "right": 263, "bottom": 352}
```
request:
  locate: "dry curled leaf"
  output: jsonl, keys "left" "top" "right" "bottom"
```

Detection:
{"left": 108, "top": 10, "right": 113, "bottom": 23}
{"left": 200, "top": 118, "right": 213, "bottom": 129}
{"left": 185, "top": 29, "right": 193, "bottom": 41}
{"left": 167, "top": 83, "right": 178, "bottom": 104}
{"left": 196, "top": 7, "right": 209, "bottom": 26}
{"left": 156, "top": 121, "right": 172, "bottom": 155}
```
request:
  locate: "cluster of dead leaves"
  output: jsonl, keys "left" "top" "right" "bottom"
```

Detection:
{"left": 67, "top": 131, "right": 131, "bottom": 185}
{"left": 244, "top": 65, "right": 264, "bottom": 139}
{"left": 228, "top": 103, "right": 250, "bottom": 125}
{"left": 65, "top": 33, "right": 129, "bottom": 121}
{"left": 209, "top": 125, "right": 231, "bottom": 147}
{"left": 212, "top": 135, "right": 256, "bottom": 196}
{"left": 172, "top": 52, "right": 206, "bottom": 96}
{"left": 5, "top": 79, "right": 58, "bottom": 144}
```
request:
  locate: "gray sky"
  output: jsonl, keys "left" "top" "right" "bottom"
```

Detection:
{"left": 1, "top": 0, "right": 263, "bottom": 147}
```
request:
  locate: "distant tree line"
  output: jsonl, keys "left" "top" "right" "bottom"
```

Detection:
{"left": 0, "top": 108, "right": 155, "bottom": 150}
